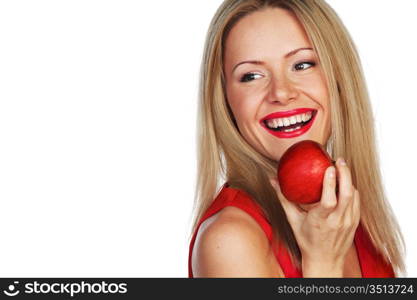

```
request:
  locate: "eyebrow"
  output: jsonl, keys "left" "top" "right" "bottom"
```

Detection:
{"left": 231, "top": 47, "right": 313, "bottom": 73}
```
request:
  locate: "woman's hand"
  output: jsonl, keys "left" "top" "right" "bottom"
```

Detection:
{"left": 270, "top": 157, "right": 361, "bottom": 277}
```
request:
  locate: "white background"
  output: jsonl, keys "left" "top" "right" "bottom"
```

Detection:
{"left": 0, "top": 0, "right": 415, "bottom": 277}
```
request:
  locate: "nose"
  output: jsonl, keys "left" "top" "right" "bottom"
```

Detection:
{"left": 266, "top": 74, "right": 299, "bottom": 105}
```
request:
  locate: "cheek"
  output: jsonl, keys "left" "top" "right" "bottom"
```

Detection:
{"left": 300, "top": 75, "right": 329, "bottom": 105}
{"left": 312, "top": 79, "right": 331, "bottom": 140}
{"left": 295, "top": 75, "right": 331, "bottom": 139}
{"left": 227, "top": 90, "right": 258, "bottom": 127}
{"left": 315, "top": 74, "right": 330, "bottom": 109}
{"left": 313, "top": 80, "right": 331, "bottom": 127}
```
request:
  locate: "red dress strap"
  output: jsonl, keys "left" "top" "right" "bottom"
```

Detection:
{"left": 188, "top": 184, "right": 301, "bottom": 277}
{"left": 189, "top": 184, "right": 395, "bottom": 278}
{"left": 354, "top": 223, "right": 395, "bottom": 277}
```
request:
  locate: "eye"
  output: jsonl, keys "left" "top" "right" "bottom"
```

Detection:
{"left": 239, "top": 73, "right": 262, "bottom": 83}
{"left": 294, "top": 61, "right": 316, "bottom": 71}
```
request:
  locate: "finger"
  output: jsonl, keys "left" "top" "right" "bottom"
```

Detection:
{"left": 333, "top": 157, "right": 355, "bottom": 217}
{"left": 339, "top": 187, "right": 358, "bottom": 234}
{"left": 311, "top": 166, "right": 337, "bottom": 219}
{"left": 270, "top": 178, "right": 305, "bottom": 225}
{"left": 343, "top": 187, "right": 356, "bottom": 220}
{"left": 352, "top": 189, "right": 361, "bottom": 227}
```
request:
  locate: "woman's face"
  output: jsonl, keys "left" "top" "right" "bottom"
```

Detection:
{"left": 223, "top": 7, "right": 331, "bottom": 162}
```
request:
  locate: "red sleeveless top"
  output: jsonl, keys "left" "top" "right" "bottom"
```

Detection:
{"left": 188, "top": 184, "right": 395, "bottom": 278}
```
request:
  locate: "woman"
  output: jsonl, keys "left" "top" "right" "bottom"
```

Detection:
{"left": 188, "top": 0, "right": 405, "bottom": 277}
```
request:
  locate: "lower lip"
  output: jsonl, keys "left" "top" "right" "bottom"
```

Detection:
{"left": 261, "top": 112, "right": 317, "bottom": 139}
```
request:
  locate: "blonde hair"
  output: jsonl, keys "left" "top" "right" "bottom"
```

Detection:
{"left": 190, "top": 0, "right": 406, "bottom": 276}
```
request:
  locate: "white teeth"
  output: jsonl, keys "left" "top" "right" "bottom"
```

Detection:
{"left": 283, "top": 118, "right": 290, "bottom": 126}
{"left": 284, "top": 125, "right": 302, "bottom": 132}
{"left": 264, "top": 111, "right": 315, "bottom": 129}
{"left": 301, "top": 113, "right": 312, "bottom": 122}
{"left": 301, "top": 114, "right": 306, "bottom": 122}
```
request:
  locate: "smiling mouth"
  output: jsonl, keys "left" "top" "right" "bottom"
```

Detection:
{"left": 263, "top": 110, "right": 317, "bottom": 133}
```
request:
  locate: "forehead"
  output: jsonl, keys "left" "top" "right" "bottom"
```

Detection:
{"left": 224, "top": 8, "right": 311, "bottom": 64}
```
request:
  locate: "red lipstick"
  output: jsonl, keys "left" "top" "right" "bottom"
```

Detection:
{"left": 259, "top": 108, "right": 317, "bottom": 139}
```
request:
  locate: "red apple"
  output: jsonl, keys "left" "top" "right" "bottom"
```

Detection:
{"left": 277, "top": 140, "right": 334, "bottom": 204}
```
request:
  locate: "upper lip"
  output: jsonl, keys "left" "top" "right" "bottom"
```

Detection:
{"left": 260, "top": 108, "right": 316, "bottom": 123}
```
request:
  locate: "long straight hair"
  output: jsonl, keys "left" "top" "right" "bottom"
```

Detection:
{"left": 190, "top": 0, "right": 406, "bottom": 276}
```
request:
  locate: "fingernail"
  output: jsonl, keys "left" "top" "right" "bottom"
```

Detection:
{"left": 338, "top": 157, "right": 346, "bottom": 166}
{"left": 328, "top": 166, "right": 335, "bottom": 178}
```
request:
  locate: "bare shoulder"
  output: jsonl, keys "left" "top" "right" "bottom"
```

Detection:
{"left": 192, "top": 206, "right": 284, "bottom": 277}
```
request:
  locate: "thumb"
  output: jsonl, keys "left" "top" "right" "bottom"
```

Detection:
{"left": 270, "top": 178, "right": 304, "bottom": 226}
